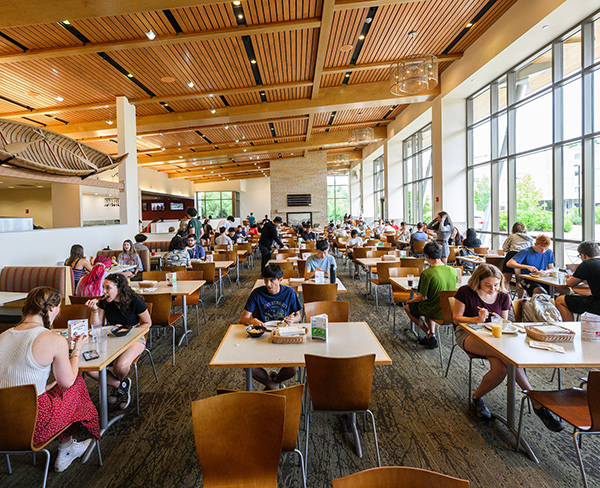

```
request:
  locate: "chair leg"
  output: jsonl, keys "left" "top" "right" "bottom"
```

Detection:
{"left": 468, "top": 357, "right": 473, "bottom": 404}
{"left": 438, "top": 331, "right": 444, "bottom": 370}
{"left": 171, "top": 325, "right": 176, "bottom": 366}
{"left": 294, "top": 449, "right": 307, "bottom": 488}
{"left": 195, "top": 305, "right": 200, "bottom": 335}
{"left": 375, "top": 286, "right": 379, "bottom": 311}
{"left": 573, "top": 431, "right": 589, "bottom": 488}
{"left": 6, "top": 454, "right": 12, "bottom": 474}
{"left": 41, "top": 449, "right": 50, "bottom": 488}
{"left": 304, "top": 411, "right": 311, "bottom": 472}
{"left": 515, "top": 395, "right": 528, "bottom": 453}
{"left": 95, "top": 438, "right": 103, "bottom": 466}
{"left": 367, "top": 409, "right": 381, "bottom": 467}
{"left": 134, "top": 362, "right": 140, "bottom": 415}
{"left": 199, "top": 298, "right": 207, "bottom": 323}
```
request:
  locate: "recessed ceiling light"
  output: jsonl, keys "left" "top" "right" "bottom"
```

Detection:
{"left": 106, "top": 120, "right": 113, "bottom": 125}
{"left": 62, "top": 20, "right": 71, "bottom": 25}
{"left": 365, "top": 17, "right": 372, "bottom": 24}
{"left": 160, "top": 76, "right": 175, "bottom": 83}
{"left": 95, "top": 192, "right": 98, "bottom": 195}
{"left": 210, "top": 109, "right": 216, "bottom": 114}
{"left": 8, "top": 186, "right": 14, "bottom": 188}
{"left": 36, "top": 185, "right": 43, "bottom": 188}
{"left": 238, "top": 14, "right": 244, "bottom": 19}
{"left": 407, "top": 30, "right": 417, "bottom": 38}
{"left": 233, "top": 1, "right": 241, "bottom": 5}
{"left": 250, "top": 59, "right": 257, "bottom": 64}
{"left": 137, "top": 135, "right": 142, "bottom": 138}
{"left": 179, "top": 156, "right": 183, "bottom": 159}
{"left": 224, "top": 125, "right": 229, "bottom": 130}
{"left": 235, "top": 139, "right": 239, "bottom": 143}
{"left": 243, "top": 149, "right": 247, "bottom": 152}
{"left": 209, "top": 93, "right": 214, "bottom": 97}
{"left": 145, "top": 30, "right": 156, "bottom": 40}
{"left": 358, "top": 35, "right": 365, "bottom": 40}
{"left": 187, "top": 81, "right": 194, "bottom": 88}
{"left": 345, "top": 73, "right": 350, "bottom": 78}
{"left": 161, "top": 147, "right": 166, "bottom": 151}
{"left": 127, "top": 73, "right": 134, "bottom": 78}
{"left": 465, "top": 23, "right": 473, "bottom": 28}
{"left": 55, "top": 96, "right": 64, "bottom": 102}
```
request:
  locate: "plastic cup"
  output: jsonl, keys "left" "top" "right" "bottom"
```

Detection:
{"left": 491, "top": 323, "right": 503, "bottom": 338}
{"left": 407, "top": 274, "right": 414, "bottom": 287}
{"left": 97, "top": 332, "right": 108, "bottom": 354}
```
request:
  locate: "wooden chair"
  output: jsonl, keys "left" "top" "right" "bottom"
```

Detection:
{"left": 366, "top": 239, "right": 379, "bottom": 247}
{"left": 352, "top": 247, "right": 369, "bottom": 279}
{"left": 142, "top": 270, "right": 167, "bottom": 281}
{"left": 297, "top": 259, "right": 307, "bottom": 279}
{"left": 386, "top": 235, "right": 397, "bottom": 245}
{"left": 191, "top": 262, "right": 222, "bottom": 304}
{"left": 52, "top": 304, "right": 93, "bottom": 330}
{"left": 283, "top": 269, "right": 298, "bottom": 279}
{"left": 304, "top": 301, "right": 349, "bottom": 322}
{"left": 142, "top": 294, "right": 183, "bottom": 366}
{"left": 303, "top": 241, "right": 316, "bottom": 250}
{"left": 161, "top": 265, "right": 186, "bottom": 272}
{"left": 430, "top": 290, "right": 457, "bottom": 370}
{"left": 388, "top": 267, "right": 420, "bottom": 329}
{"left": 304, "top": 354, "right": 381, "bottom": 474}
{"left": 212, "top": 252, "right": 235, "bottom": 289}
{"left": 216, "top": 385, "right": 306, "bottom": 488}
{"left": 485, "top": 256, "right": 505, "bottom": 270}
{"left": 474, "top": 247, "right": 489, "bottom": 255}
{"left": 191, "top": 392, "right": 286, "bottom": 488}
{"left": 517, "top": 370, "right": 600, "bottom": 488}
{"left": 237, "top": 242, "right": 254, "bottom": 269}
{"left": 277, "top": 261, "right": 294, "bottom": 272}
{"left": 366, "top": 250, "right": 388, "bottom": 259}
{"left": 69, "top": 295, "right": 102, "bottom": 305}
{"left": 513, "top": 298, "right": 524, "bottom": 322}
{"left": 302, "top": 283, "right": 337, "bottom": 303}
{"left": 170, "top": 270, "right": 206, "bottom": 331}
{"left": 401, "top": 257, "right": 425, "bottom": 274}
{"left": 0, "top": 384, "right": 102, "bottom": 488}
{"left": 333, "top": 466, "right": 470, "bottom": 487}
{"left": 412, "top": 240, "right": 427, "bottom": 256}
{"left": 213, "top": 244, "right": 230, "bottom": 251}
{"left": 447, "top": 246, "right": 457, "bottom": 264}
{"left": 370, "top": 261, "right": 404, "bottom": 311}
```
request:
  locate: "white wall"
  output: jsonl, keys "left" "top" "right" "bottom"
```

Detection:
{"left": 239, "top": 177, "right": 271, "bottom": 221}
{"left": 138, "top": 167, "right": 195, "bottom": 197}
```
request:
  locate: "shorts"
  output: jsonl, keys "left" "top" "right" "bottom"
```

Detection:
{"left": 408, "top": 301, "right": 422, "bottom": 319}
{"left": 437, "top": 240, "right": 449, "bottom": 258}
{"left": 454, "top": 326, "right": 470, "bottom": 350}
{"left": 520, "top": 278, "right": 551, "bottom": 297}
{"left": 501, "top": 251, "right": 518, "bottom": 273}
{"left": 564, "top": 294, "right": 600, "bottom": 316}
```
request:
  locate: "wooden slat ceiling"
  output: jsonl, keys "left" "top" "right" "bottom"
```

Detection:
{"left": 0, "top": 0, "right": 519, "bottom": 181}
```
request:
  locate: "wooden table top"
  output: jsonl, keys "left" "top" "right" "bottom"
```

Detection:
{"left": 210, "top": 322, "right": 392, "bottom": 369}
{"left": 77, "top": 326, "right": 148, "bottom": 372}
{"left": 460, "top": 322, "right": 600, "bottom": 369}
{"left": 190, "top": 260, "right": 234, "bottom": 269}
{"left": 455, "top": 256, "right": 487, "bottom": 265}
{"left": 106, "top": 264, "right": 137, "bottom": 274}
{"left": 251, "top": 278, "right": 346, "bottom": 292}
{"left": 356, "top": 257, "right": 401, "bottom": 267}
{"left": 389, "top": 275, "right": 467, "bottom": 292}
{"left": 131, "top": 280, "right": 205, "bottom": 296}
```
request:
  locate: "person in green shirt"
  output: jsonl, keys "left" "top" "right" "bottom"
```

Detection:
{"left": 404, "top": 241, "right": 457, "bottom": 349}
{"left": 185, "top": 207, "right": 203, "bottom": 240}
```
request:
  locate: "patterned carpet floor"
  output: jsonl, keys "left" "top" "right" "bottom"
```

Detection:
{"left": 2, "top": 258, "right": 599, "bottom": 488}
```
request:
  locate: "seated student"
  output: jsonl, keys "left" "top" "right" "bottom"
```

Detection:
{"left": 409, "top": 222, "right": 429, "bottom": 253}
{"left": 163, "top": 236, "right": 191, "bottom": 269}
{"left": 304, "top": 239, "right": 337, "bottom": 278}
{"left": 453, "top": 264, "right": 563, "bottom": 431}
{"left": 239, "top": 264, "right": 302, "bottom": 389}
{"left": 234, "top": 225, "right": 247, "bottom": 242}
{"left": 346, "top": 229, "right": 364, "bottom": 278}
{"left": 133, "top": 233, "right": 149, "bottom": 251}
{"left": 117, "top": 240, "right": 143, "bottom": 278}
{"left": 0, "top": 287, "right": 100, "bottom": 472}
{"left": 65, "top": 244, "right": 93, "bottom": 290}
{"left": 356, "top": 220, "right": 367, "bottom": 236}
{"left": 300, "top": 222, "right": 316, "bottom": 241}
{"left": 226, "top": 227, "right": 238, "bottom": 244}
{"left": 383, "top": 221, "right": 395, "bottom": 233}
{"left": 506, "top": 235, "right": 569, "bottom": 296}
{"left": 186, "top": 234, "right": 205, "bottom": 260}
{"left": 215, "top": 226, "right": 233, "bottom": 246}
{"left": 404, "top": 241, "right": 457, "bottom": 349}
{"left": 391, "top": 219, "right": 399, "bottom": 231}
{"left": 462, "top": 228, "right": 482, "bottom": 249}
{"left": 76, "top": 255, "right": 112, "bottom": 296}
{"left": 397, "top": 222, "right": 410, "bottom": 242}
{"left": 556, "top": 241, "right": 600, "bottom": 321}
{"left": 449, "top": 226, "right": 463, "bottom": 246}
{"left": 248, "top": 224, "right": 259, "bottom": 235}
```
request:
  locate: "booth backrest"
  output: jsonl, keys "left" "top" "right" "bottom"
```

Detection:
{"left": 145, "top": 241, "right": 172, "bottom": 252}
{"left": 0, "top": 266, "right": 74, "bottom": 299}
{"left": 96, "top": 249, "right": 150, "bottom": 272}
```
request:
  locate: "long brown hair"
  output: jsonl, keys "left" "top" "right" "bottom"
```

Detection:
{"left": 103, "top": 273, "right": 138, "bottom": 312}
{"left": 65, "top": 244, "right": 84, "bottom": 266}
{"left": 21, "top": 286, "right": 61, "bottom": 329}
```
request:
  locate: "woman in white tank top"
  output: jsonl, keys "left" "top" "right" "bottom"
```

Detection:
{"left": 0, "top": 287, "right": 100, "bottom": 473}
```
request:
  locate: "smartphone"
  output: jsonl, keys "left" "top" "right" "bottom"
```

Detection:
{"left": 465, "top": 323, "right": 483, "bottom": 331}
{"left": 82, "top": 350, "right": 100, "bottom": 361}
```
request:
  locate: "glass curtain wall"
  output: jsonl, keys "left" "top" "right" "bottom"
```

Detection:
{"left": 467, "top": 13, "right": 600, "bottom": 265}
{"left": 327, "top": 173, "right": 350, "bottom": 223}
{"left": 195, "top": 191, "right": 238, "bottom": 218}
{"left": 373, "top": 156, "right": 385, "bottom": 220}
{"left": 403, "top": 124, "right": 433, "bottom": 225}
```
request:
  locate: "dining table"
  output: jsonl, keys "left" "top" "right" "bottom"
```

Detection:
{"left": 459, "top": 321, "right": 600, "bottom": 462}
{"left": 250, "top": 277, "right": 347, "bottom": 293}
{"left": 355, "top": 257, "right": 401, "bottom": 300}
{"left": 0, "top": 291, "right": 28, "bottom": 305}
{"left": 191, "top": 259, "right": 234, "bottom": 304}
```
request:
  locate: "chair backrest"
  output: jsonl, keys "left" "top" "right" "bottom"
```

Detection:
{"left": 143, "top": 271, "right": 167, "bottom": 281}
{"left": 216, "top": 385, "right": 304, "bottom": 453}
{"left": 401, "top": 257, "right": 425, "bottom": 274}
{"left": 447, "top": 247, "right": 457, "bottom": 263}
{"left": 53, "top": 304, "right": 93, "bottom": 329}
{"left": 474, "top": 247, "right": 489, "bottom": 255}
{"left": 238, "top": 242, "right": 253, "bottom": 254}
{"left": 512, "top": 298, "right": 524, "bottom": 322}
{"left": 366, "top": 250, "right": 388, "bottom": 258}
{"left": 191, "top": 392, "right": 285, "bottom": 488}
{"left": 175, "top": 270, "right": 204, "bottom": 281}
{"left": 142, "top": 293, "right": 174, "bottom": 325}
{"left": 304, "top": 241, "right": 316, "bottom": 249}
{"left": 304, "top": 301, "right": 349, "bottom": 322}
{"left": 69, "top": 295, "right": 102, "bottom": 305}
{"left": 162, "top": 265, "right": 186, "bottom": 272}
{"left": 214, "top": 244, "right": 230, "bottom": 250}
{"left": 485, "top": 256, "right": 505, "bottom": 270}
{"left": 282, "top": 269, "right": 298, "bottom": 279}
{"left": 412, "top": 240, "right": 427, "bottom": 255}
{"left": 366, "top": 239, "right": 379, "bottom": 247}
{"left": 276, "top": 253, "right": 297, "bottom": 260}
{"left": 389, "top": 267, "right": 420, "bottom": 292}
{"left": 213, "top": 251, "right": 235, "bottom": 262}
{"left": 191, "top": 262, "right": 216, "bottom": 284}
{"left": 0, "top": 384, "right": 38, "bottom": 450}
{"left": 439, "top": 290, "right": 457, "bottom": 325}
{"left": 386, "top": 235, "right": 397, "bottom": 244}
{"left": 297, "top": 259, "right": 307, "bottom": 278}
{"left": 305, "top": 353, "right": 375, "bottom": 411}
{"left": 277, "top": 261, "right": 294, "bottom": 271}
{"left": 352, "top": 247, "right": 369, "bottom": 260}
{"left": 587, "top": 370, "right": 600, "bottom": 432}
{"left": 302, "top": 283, "right": 337, "bottom": 303}
{"left": 332, "top": 466, "right": 470, "bottom": 488}
{"left": 375, "top": 262, "right": 404, "bottom": 285}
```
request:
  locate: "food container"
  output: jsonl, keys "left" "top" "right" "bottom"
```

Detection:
{"left": 581, "top": 312, "right": 600, "bottom": 342}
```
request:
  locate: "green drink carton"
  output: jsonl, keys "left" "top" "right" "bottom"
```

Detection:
{"left": 311, "top": 313, "right": 328, "bottom": 342}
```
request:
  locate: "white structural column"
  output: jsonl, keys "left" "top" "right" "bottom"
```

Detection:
{"left": 387, "top": 136, "right": 403, "bottom": 221}
{"left": 116, "top": 96, "right": 138, "bottom": 226}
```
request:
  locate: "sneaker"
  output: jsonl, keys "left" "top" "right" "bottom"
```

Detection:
{"left": 427, "top": 336, "right": 439, "bottom": 349}
{"left": 418, "top": 336, "right": 429, "bottom": 346}
{"left": 118, "top": 378, "right": 132, "bottom": 410}
{"left": 108, "top": 388, "right": 120, "bottom": 405}
{"left": 472, "top": 397, "right": 492, "bottom": 419}
{"left": 54, "top": 438, "right": 93, "bottom": 472}
{"left": 533, "top": 406, "right": 564, "bottom": 432}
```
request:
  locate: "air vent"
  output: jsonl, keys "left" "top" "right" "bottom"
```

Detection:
{"left": 287, "top": 194, "right": 311, "bottom": 207}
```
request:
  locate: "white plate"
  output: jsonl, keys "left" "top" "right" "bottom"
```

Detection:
{"left": 484, "top": 323, "right": 519, "bottom": 334}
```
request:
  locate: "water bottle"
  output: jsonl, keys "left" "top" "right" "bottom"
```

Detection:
{"left": 330, "top": 263, "right": 336, "bottom": 284}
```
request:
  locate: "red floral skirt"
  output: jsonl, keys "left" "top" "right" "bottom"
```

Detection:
{"left": 34, "top": 374, "right": 101, "bottom": 445}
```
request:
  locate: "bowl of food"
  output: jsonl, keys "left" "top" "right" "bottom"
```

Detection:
{"left": 246, "top": 325, "right": 267, "bottom": 338}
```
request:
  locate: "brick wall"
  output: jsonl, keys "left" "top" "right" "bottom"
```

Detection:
{"left": 270, "top": 151, "right": 327, "bottom": 227}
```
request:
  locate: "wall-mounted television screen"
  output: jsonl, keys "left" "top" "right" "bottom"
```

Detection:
{"left": 170, "top": 202, "right": 184, "bottom": 211}
{"left": 151, "top": 202, "right": 165, "bottom": 211}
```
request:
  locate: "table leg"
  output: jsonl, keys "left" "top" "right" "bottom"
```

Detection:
{"left": 236, "top": 256, "right": 240, "bottom": 283}
{"left": 246, "top": 368, "right": 253, "bottom": 391}
{"left": 177, "top": 295, "right": 192, "bottom": 346}
{"left": 216, "top": 269, "right": 225, "bottom": 305}
{"left": 98, "top": 368, "right": 108, "bottom": 432}
{"left": 365, "top": 267, "right": 371, "bottom": 301}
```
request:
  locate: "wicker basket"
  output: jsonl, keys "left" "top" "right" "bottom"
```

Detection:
{"left": 525, "top": 324, "right": 575, "bottom": 342}
{"left": 272, "top": 327, "right": 309, "bottom": 344}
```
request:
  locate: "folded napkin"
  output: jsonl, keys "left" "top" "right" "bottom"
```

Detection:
{"left": 529, "top": 340, "right": 565, "bottom": 353}
{"left": 277, "top": 326, "right": 305, "bottom": 337}
{"left": 289, "top": 278, "right": 305, "bottom": 283}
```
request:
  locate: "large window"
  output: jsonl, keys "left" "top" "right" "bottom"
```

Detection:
{"left": 467, "top": 15, "right": 600, "bottom": 264}
{"left": 195, "top": 191, "right": 239, "bottom": 218}
{"left": 403, "top": 124, "right": 433, "bottom": 225}
{"left": 327, "top": 173, "right": 349, "bottom": 223}
{"left": 373, "top": 156, "right": 385, "bottom": 220}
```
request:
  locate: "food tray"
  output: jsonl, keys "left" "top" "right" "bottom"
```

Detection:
{"left": 524, "top": 323, "right": 575, "bottom": 342}
{"left": 271, "top": 326, "right": 308, "bottom": 344}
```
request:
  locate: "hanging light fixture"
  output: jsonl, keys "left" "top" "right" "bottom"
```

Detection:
{"left": 333, "top": 154, "right": 350, "bottom": 164}
{"left": 389, "top": 55, "right": 438, "bottom": 95}
{"left": 349, "top": 127, "right": 374, "bottom": 143}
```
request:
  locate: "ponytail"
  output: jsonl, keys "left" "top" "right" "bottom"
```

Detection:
{"left": 21, "top": 286, "right": 61, "bottom": 329}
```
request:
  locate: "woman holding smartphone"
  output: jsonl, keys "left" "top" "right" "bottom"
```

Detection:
{"left": 85, "top": 273, "right": 151, "bottom": 410}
